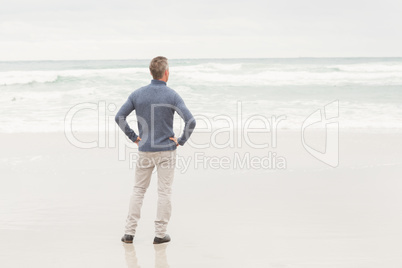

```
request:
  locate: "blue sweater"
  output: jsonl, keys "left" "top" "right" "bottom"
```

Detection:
{"left": 115, "top": 79, "right": 196, "bottom": 152}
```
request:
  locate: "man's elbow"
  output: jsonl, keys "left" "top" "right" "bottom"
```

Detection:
{"left": 115, "top": 113, "right": 121, "bottom": 124}
{"left": 189, "top": 117, "right": 196, "bottom": 130}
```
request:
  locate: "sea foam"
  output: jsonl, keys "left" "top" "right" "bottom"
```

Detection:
{"left": 0, "top": 58, "right": 401, "bottom": 133}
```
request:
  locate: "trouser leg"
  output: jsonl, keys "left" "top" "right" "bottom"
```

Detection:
{"left": 155, "top": 150, "right": 176, "bottom": 238}
{"left": 125, "top": 152, "right": 154, "bottom": 235}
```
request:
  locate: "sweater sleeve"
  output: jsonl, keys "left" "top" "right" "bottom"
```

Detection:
{"left": 115, "top": 95, "right": 138, "bottom": 142}
{"left": 174, "top": 93, "right": 196, "bottom": 146}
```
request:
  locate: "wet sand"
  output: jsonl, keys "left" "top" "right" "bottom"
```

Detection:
{"left": 1, "top": 130, "right": 402, "bottom": 267}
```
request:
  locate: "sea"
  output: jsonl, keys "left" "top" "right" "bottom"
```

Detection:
{"left": 1, "top": 58, "right": 402, "bottom": 133}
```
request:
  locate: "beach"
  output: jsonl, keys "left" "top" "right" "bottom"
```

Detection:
{"left": 1, "top": 130, "right": 402, "bottom": 267}
{"left": 2, "top": 0, "right": 402, "bottom": 263}
{"left": 1, "top": 58, "right": 402, "bottom": 267}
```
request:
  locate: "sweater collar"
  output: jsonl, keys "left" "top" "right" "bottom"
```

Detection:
{"left": 151, "top": 79, "right": 167, "bottom": 85}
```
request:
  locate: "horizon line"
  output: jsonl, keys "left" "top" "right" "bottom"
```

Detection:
{"left": 1, "top": 56, "right": 402, "bottom": 62}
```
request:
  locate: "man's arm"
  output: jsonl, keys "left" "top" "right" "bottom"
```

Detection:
{"left": 115, "top": 96, "right": 139, "bottom": 143}
{"left": 174, "top": 94, "right": 196, "bottom": 146}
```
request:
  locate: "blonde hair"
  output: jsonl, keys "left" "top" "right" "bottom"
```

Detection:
{"left": 149, "top": 56, "right": 169, "bottom": 79}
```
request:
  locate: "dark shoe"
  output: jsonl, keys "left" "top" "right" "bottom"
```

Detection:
{"left": 153, "top": 234, "right": 171, "bottom": 244}
{"left": 121, "top": 234, "right": 134, "bottom": 243}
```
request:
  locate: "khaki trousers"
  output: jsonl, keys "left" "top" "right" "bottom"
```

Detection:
{"left": 125, "top": 150, "right": 176, "bottom": 238}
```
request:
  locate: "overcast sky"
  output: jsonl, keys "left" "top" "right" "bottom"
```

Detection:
{"left": 1, "top": 0, "right": 401, "bottom": 60}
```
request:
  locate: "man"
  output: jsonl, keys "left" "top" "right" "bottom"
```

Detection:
{"left": 115, "top": 56, "right": 196, "bottom": 244}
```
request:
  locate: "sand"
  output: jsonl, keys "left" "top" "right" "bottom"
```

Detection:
{"left": 1, "top": 130, "right": 402, "bottom": 267}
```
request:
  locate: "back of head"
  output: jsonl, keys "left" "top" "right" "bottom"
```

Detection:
{"left": 149, "top": 56, "right": 169, "bottom": 80}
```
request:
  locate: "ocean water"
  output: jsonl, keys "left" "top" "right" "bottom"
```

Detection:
{"left": 0, "top": 58, "right": 401, "bottom": 133}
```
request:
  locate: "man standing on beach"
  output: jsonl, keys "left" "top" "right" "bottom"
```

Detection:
{"left": 115, "top": 56, "right": 196, "bottom": 244}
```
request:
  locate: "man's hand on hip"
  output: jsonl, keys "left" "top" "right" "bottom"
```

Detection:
{"left": 135, "top": 136, "right": 141, "bottom": 146}
{"left": 169, "top": 137, "right": 179, "bottom": 147}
